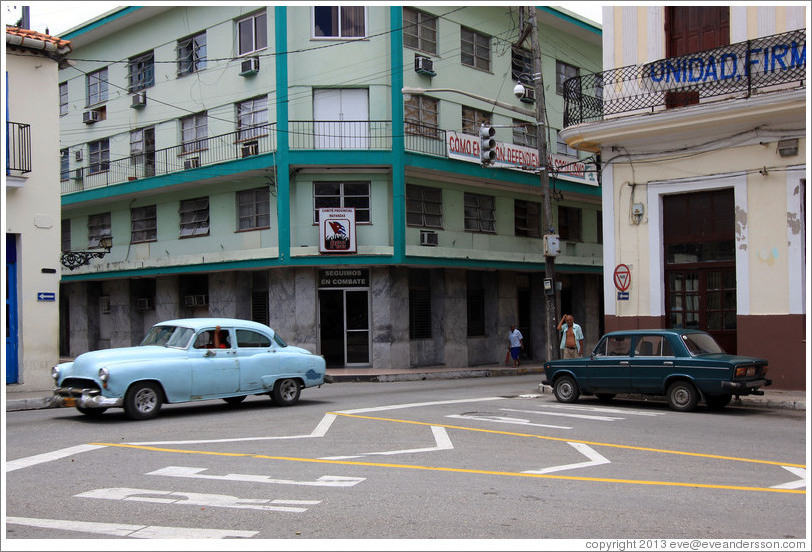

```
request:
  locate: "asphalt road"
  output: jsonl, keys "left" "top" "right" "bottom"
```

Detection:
{"left": 4, "top": 376, "right": 808, "bottom": 543}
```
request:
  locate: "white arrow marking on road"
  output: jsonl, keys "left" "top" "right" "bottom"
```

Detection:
{"left": 771, "top": 466, "right": 806, "bottom": 489}
{"left": 5, "top": 444, "right": 107, "bottom": 472}
{"left": 320, "top": 425, "right": 453, "bottom": 460}
{"left": 147, "top": 466, "right": 365, "bottom": 487}
{"left": 446, "top": 413, "right": 572, "bottom": 430}
{"left": 336, "top": 396, "right": 506, "bottom": 414}
{"left": 523, "top": 442, "right": 611, "bottom": 475}
{"left": 534, "top": 403, "right": 666, "bottom": 416}
{"left": 5, "top": 516, "right": 258, "bottom": 539}
{"left": 76, "top": 488, "right": 320, "bottom": 513}
{"left": 501, "top": 407, "right": 625, "bottom": 422}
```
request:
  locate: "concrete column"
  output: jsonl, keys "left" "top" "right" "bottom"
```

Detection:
{"left": 155, "top": 276, "right": 179, "bottom": 322}
{"left": 107, "top": 280, "right": 131, "bottom": 348}
{"left": 443, "top": 269, "right": 468, "bottom": 368}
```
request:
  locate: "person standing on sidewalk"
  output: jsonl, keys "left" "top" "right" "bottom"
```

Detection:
{"left": 508, "top": 324, "right": 524, "bottom": 368}
{"left": 557, "top": 314, "right": 584, "bottom": 359}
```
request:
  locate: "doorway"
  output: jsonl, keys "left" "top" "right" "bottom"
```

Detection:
{"left": 5, "top": 233, "right": 19, "bottom": 383}
{"left": 318, "top": 288, "right": 370, "bottom": 367}
{"left": 313, "top": 88, "right": 369, "bottom": 149}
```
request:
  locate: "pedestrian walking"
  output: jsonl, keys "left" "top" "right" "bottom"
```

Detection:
{"left": 508, "top": 324, "right": 524, "bottom": 368}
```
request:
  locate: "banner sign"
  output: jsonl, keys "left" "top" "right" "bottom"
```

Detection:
{"left": 318, "top": 269, "right": 369, "bottom": 288}
{"left": 319, "top": 208, "right": 356, "bottom": 253}
{"left": 446, "top": 131, "right": 598, "bottom": 185}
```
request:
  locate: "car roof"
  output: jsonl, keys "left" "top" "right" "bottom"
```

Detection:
{"left": 603, "top": 328, "right": 706, "bottom": 337}
{"left": 154, "top": 318, "right": 274, "bottom": 333}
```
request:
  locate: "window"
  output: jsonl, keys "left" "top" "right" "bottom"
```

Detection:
{"left": 86, "top": 68, "right": 108, "bottom": 106}
{"left": 236, "top": 96, "right": 268, "bottom": 142}
{"left": 461, "top": 106, "right": 491, "bottom": 135}
{"left": 313, "top": 6, "right": 366, "bottom": 38}
{"left": 61, "top": 219, "right": 71, "bottom": 251}
{"left": 558, "top": 206, "right": 582, "bottom": 241}
{"left": 88, "top": 212, "right": 112, "bottom": 248}
{"left": 406, "top": 184, "right": 443, "bottom": 228}
{"left": 511, "top": 45, "right": 533, "bottom": 81}
{"left": 131, "top": 205, "right": 157, "bottom": 243}
{"left": 461, "top": 27, "right": 490, "bottom": 71}
{"left": 237, "top": 187, "right": 270, "bottom": 231}
{"left": 409, "top": 269, "right": 432, "bottom": 339}
{"left": 556, "top": 60, "right": 579, "bottom": 95}
{"left": 59, "top": 82, "right": 68, "bottom": 116}
{"left": 556, "top": 131, "right": 578, "bottom": 158}
{"left": 313, "top": 181, "right": 370, "bottom": 223}
{"left": 181, "top": 112, "right": 208, "bottom": 153}
{"left": 128, "top": 51, "right": 154, "bottom": 92}
{"left": 403, "top": 7, "right": 437, "bottom": 54}
{"left": 464, "top": 192, "right": 495, "bottom": 233}
{"left": 404, "top": 95, "right": 439, "bottom": 138}
{"left": 178, "top": 31, "right": 206, "bottom": 76}
{"left": 60, "top": 149, "right": 69, "bottom": 181}
{"left": 237, "top": 11, "right": 267, "bottom": 55}
{"left": 236, "top": 329, "right": 272, "bottom": 348}
{"left": 597, "top": 211, "right": 603, "bottom": 244}
{"left": 88, "top": 139, "right": 109, "bottom": 174}
{"left": 466, "top": 272, "right": 485, "bottom": 337}
{"left": 130, "top": 129, "right": 145, "bottom": 159}
{"left": 515, "top": 200, "right": 541, "bottom": 238}
{"left": 179, "top": 197, "right": 210, "bottom": 237}
{"left": 513, "top": 119, "right": 537, "bottom": 149}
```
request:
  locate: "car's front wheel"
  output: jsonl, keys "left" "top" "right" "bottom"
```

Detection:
{"left": 553, "top": 375, "right": 580, "bottom": 403}
{"left": 271, "top": 378, "right": 301, "bottom": 406}
{"left": 666, "top": 380, "right": 699, "bottom": 412}
{"left": 124, "top": 382, "right": 163, "bottom": 420}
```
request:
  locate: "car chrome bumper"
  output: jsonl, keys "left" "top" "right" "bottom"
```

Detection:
{"left": 52, "top": 387, "right": 123, "bottom": 409}
{"left": 721, "top": 378, "right": 772, "bottom": 395}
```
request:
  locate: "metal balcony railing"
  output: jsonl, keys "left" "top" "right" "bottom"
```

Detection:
{"left": 288, "top": 120, "right": 392, "bottom": 150}
{"left": 403, "top": 122, "right": 447, "bottom": 158}
{"left": 61, "top": 124, "right": 276, "bottom": 194}
{"left": 6, "top": 121, "right": 32, "bottom": 175}
{"left": 564, "top": 29, "right": 806, "bottom": 126}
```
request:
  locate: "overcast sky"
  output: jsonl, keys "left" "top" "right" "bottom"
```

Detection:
{"left": 4, "top": 2, "right": 604, "bottom": 37}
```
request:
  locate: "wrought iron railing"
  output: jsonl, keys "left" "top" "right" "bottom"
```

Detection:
{"left": 287, "top": 120, "right": 392, "bottom": 150}
{"left": 403, "top": 122, "right": 447, "bottom": 157}
{"left": 6, "top": 121, "right": 32, "bottom": 174}
{"left": 564, "top": 29, "right": 806, "bottom": 126}
{"left": 61, "top": 123, "right": 276, "bottom": 194}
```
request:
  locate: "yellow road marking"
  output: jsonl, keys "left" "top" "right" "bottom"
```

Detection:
{"left": 89, "top": 441, "right": 804, "bottom": 495}
{"left": 329, "top": 412, "right": 807, "bottom": 469}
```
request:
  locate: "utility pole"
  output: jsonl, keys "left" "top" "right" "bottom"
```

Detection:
{"left": 525, "top": 6, "right": 558, "bottom": 361}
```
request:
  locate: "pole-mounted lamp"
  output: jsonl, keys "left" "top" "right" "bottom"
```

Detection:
{"left": 61, "top": 236, "right": 113, "bottom": 271}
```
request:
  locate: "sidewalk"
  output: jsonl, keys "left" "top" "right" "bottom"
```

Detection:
{"left": 4, "top": 362, "right": 806, "bottom": 412}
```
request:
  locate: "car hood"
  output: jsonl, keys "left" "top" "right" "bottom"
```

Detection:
{"left": 71, "top": 346, "right": 186, "bottom": 370}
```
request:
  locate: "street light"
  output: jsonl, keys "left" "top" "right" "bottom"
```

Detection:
{"left": 61, "top": 236, "right": 113, "bottom": 271}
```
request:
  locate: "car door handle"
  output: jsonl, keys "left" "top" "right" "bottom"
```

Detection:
{"left": 620, "top": 361, "right": 629, "bottom": 365}
{"left": 663, "top": 361, "right": 673, "bottom": 365}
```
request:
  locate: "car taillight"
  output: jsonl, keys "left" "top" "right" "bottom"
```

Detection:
{"left": 735, "top": 366, "right": 759, "bottom": 377}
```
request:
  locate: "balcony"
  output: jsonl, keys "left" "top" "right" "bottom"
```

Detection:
{"left": 62, "top": 124, "right": 277, "bottom": 194}
{"left": 564, "top": 29, "right": 806, "bottom": 126}
{"left": 288, "top": 120, "right": 392, "bottom": 150}
{"left": 5, "top": 121, "right": 32, "bottom": 175}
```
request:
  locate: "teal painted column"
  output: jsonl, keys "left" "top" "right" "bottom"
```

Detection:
{"left": 390, "top": 6, "right": 406, "bottom": 263}
{"left": 275, "top": 6, "right": 291, "bottom": 263}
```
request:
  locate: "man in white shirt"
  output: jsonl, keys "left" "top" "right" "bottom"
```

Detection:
{"left": 508, "top": 324, "right": 524, "bottom": 368}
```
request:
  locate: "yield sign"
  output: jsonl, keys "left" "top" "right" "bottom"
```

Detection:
{"left": 613, "top": 264, "right": 631, "bottom": 292}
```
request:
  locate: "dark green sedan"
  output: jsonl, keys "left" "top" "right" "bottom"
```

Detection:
{"left": 542, "top": 329, "right": 771, "bottom": 412}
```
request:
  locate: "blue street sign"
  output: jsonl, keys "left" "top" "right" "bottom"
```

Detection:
{"left": 37, "top": 292, "right": 56, "bottom": 302}
{"left": 617, "top": 292, "right": 629, "bottom": 301}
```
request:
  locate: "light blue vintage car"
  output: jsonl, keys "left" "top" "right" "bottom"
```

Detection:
{"left": 52, "top": 318, "right": 328, "bottom": 420}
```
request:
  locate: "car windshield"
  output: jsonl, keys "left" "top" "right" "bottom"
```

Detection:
{"left": 140, "top": 325, "right": 195, "bottom": 349}
{"left": 682, "top": 332, "right": 725, "bottom": 355}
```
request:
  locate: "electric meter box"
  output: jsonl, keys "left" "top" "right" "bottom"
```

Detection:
{"left": 543, "top": 234, "right": 560, "bottom": 256}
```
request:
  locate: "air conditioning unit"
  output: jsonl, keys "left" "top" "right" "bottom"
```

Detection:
{"left": 74, "top": 150, "right": 83, "bottom": 162}
{"left": 239, "top": 56, "right": 259, "bottom": 76}
{"left": 82, "top": 110, "right": 100, "bottom": 124}
{"left": 518, "top": 85, "right": 536, "bottom": 104}
{"left": 135, "top": 297, "right": 154, "bottom": 311}
{"left": 184, "top": 294, "right": 208, "bottom": 307}
{"left": 70, "top": 167, "right": 84, "bottom": 180}
{"left": 420, "top": 230, "right": 439, "bottom": 246}
{"left": 130, "top": 92, "right": 147, "bottom": 109}
{"left": 415, "top": 54, "right": 436, "bottom": 77}
{"left": 241, "top": 141, "right": 259, "bottom": 157}
{"left": 183, "top": 157, "right": 200, "bottom": 169}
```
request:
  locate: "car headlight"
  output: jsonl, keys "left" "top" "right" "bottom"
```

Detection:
{"left": 98, "top": 367, "right": 109, "bottom": 382}
{"left": 51, "top": 366, "right": 60, "bottom": 381}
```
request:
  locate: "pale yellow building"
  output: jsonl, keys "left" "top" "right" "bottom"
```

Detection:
{"left": 562, "top": 6, "right": 807, "bottom": 389}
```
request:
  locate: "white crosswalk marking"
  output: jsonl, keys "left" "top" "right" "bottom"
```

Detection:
{"left": 5, "top": 516, "right": 258, "bottom": 538}
{"left": 501, "top": 407, "right": 625, "bottom": 421}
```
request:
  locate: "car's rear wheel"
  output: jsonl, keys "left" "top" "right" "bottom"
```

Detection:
{"left": 76, "top": 406, "right": 107, "bottom": 417}
{"left": 666, "top": 380, "right": 699, "bottom": 412}
{"left": 705, "top": 394, "right": 732, "bottom": 410}
{"left": 124, "top": 382, "right": 163, "bottom": 420}
{"left": 271, "top": 378, "right": 301, "bottom": 406}
{"left": 223, "top": 395, "right": 247, "bottom": 405}
{"left": 553, "top": 375, "right": 580, "bottom": 403}
{"left": 595, "top": 393, "right": 615, "bottom": 403}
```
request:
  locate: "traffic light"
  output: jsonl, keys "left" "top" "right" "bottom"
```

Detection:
{"left": 479, "top": 124, "right": 496, "bottom": 166}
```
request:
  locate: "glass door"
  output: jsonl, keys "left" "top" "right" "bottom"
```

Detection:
{"left": 318, "top": 288, "right": 370, "bottom": 367}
